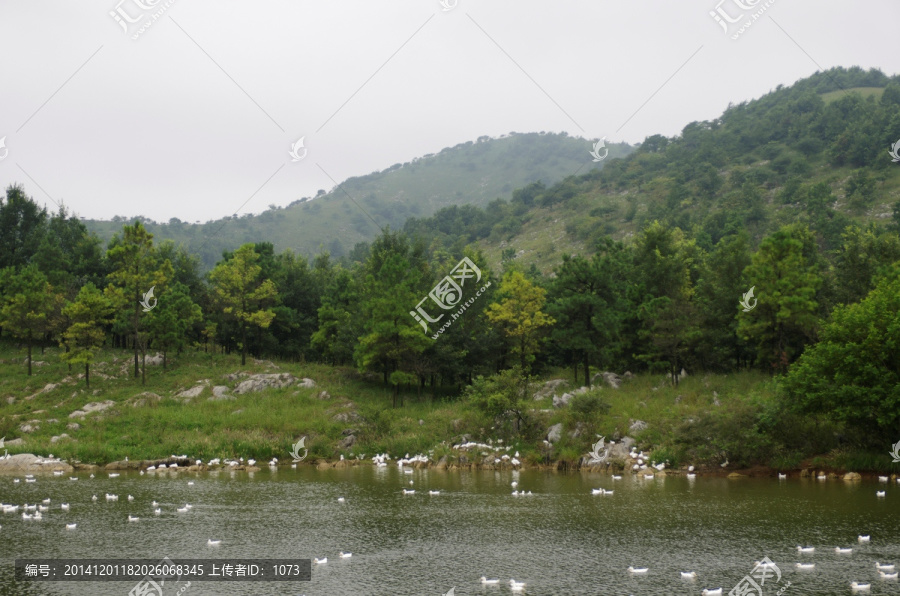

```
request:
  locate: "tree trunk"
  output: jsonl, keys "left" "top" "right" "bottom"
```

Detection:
{"left": 163, "top": 350, "right": 167, "bottom": 370}
{"left": 241, "top": 322, "right": 247, "bottom": 366}
{"left": 27, "top": 337, "right": 32, "bottom": 376}
{"left": 141, "top": 352, "right": 146, "bottom": 385}
{"left": 583, "top": 352, "right": 590, "bottom": 388}
{"left": 133, "top": 334, "right": 139, "bottom": 379}
{"left": 85, "top": 363, "right": 90, "bottom": 388}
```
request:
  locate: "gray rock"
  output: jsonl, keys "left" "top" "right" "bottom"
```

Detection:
{"left": 50, "top": 433, "right": 71, "bottom": 443}
{"left": 680, "top": 368, "right": 688, "bottom": 379}
{"left": 0, "top": 453, "right": 73, "bottom": 474}
{"left": 20, "top": 423, "right": 39, "bottom": 433}
{"left": 629, "top": 419, "right": 648, "bottom": 434}
{"left": 176, "top": 385, "right": 205, "bottom": 399}
{"left": 144, "top": 353, "right": 165, "bottom": 366}
{"left": 297, "top": 378, "right": 316, "bottom": 389}
{"left": 212, "top": 386, "right": 231, "bottom": 398}
{"left": 224, "top": 372, "right": 249, "bottom": 382}
{"left": 338, "top": 434, "right": 356, "bottom": 449}
{"left": 67, "top": 423, "right": 80, "bottom": 430}
{"left": 592, "top": 371, "right": 623, "bottom": 389}
{"left": 69, "top": 400, "right": 116, "bottom": 418}
{"left": 333, "top": 411, "right": 362, "bottom": 423}
{"left": 233, "top": 373, "right": 300, "bottom": 394}
{"left": 574, "top": 386, "right": 590, "bottom": 395}
{"left": 25, "top": 383, "right": 58, "bottom": 400}
{"left": 607, "top": 437, "right": 635, "bottom": 460}
{"left": 207, "top": 394, "right": 236, "bottom": 401}
{"left": 4, "top": 438, "right": 25, "bottom": 447}
{"left": 547, "top": 423, "right": 563, "bottom": 443}
{"left": 317, "top": 390, "right": 331, "bottom": 400}
{"left": 623, "top": 371, "right": 634, "bottom": 379}
{"left": 553, "top": 393, "right": 573, "bottom": 408}
{"left": 533, "top": 379, "right": 569, "bottom": 401}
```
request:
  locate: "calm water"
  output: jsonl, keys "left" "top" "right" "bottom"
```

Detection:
{"left": 2, "top": 467, "right": 900, "bottom": 595}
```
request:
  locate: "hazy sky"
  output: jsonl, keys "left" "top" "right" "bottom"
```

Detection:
{"left": 0, "top": 1, "right": 897, "bottom": 222}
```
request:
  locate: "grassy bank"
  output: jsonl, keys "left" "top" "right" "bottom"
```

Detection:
{"left": 0, "top": 342, "right": 896, "bottom": 473}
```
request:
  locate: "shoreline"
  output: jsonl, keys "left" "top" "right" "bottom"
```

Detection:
{"left": 1, "top": 452, "right": 894, "bottom": 481}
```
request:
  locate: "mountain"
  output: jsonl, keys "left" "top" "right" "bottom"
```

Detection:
{"left": 400, "top": 67, "right": 900, "bottom": 275}
{"left": 83, "top": 132, "right": 632, "bottom": 269}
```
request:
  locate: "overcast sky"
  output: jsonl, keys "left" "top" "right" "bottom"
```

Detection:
{"left": 0, "top": 1, "right": 897, "bottom": 223}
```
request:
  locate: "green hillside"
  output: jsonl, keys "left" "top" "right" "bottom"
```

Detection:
{"left": 84, "top": 132, "right": 632, "bottom": 269}
{"left": 402, "top": 70, "right": 900, "bottom": 275}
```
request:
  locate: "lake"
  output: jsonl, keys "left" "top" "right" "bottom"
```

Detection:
{"left": 2, "top": 466, "right": 900, "bottom": 595}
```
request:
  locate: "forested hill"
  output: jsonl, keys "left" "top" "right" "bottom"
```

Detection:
{"left": 404, "top": 67, "right": 900, "bottom": 274}
{"left": 83, "top": 132, "right": 632, "bottom": 269}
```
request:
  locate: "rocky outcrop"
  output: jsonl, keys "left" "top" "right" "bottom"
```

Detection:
{"left": 547, "top": 423, "right": 563, "bottom": 443}
{"left": 553, "top": 393, "right": 573, "bottom": 408}
{"left": 629, "top": 419, "right": 648, "bottom": 434}
{"left": 533, "top": 379, "right": 568, "bottom": 401}
{"left": 843, "top": 472, "right": 862, "bottom": 481}
{"left": 297, "top": 378, "right": 316, "bottom": 389}
{"left": 592, "top": 371, "right": 624, "bottom": 389}
{"left": 69, "top": 400, "right": 116, "bottom": 418}
{"left": 208, "top": 386, "right": 235, "bottom": 401}
{"left": 176, "top": 385, "right": 205, "bottom": 399}
{"left": 25, "top": 383, "right": 59, "bottom": 400}
{"left": 233, "top": 373, "right": 300, "bottom": 394}
{"left": 0, "top": 454, "right": 73, "bottom": 474}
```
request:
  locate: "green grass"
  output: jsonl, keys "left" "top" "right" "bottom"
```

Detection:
{"left": 0, "top": 342, "right": 881, "bottom": 472}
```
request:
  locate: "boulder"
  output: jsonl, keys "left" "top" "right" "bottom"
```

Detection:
{"left": 297, "top": 378, "right": 316, "bottom": 389}
{"left": 727, "top": 472, "right": 746, "bottom": 478}
{"left": 0, "top": 453, "right": 73, "bottom": 474}
{"left": 623, "top": 371, "right": 634, "bottom": 379}
{"left": 533, "top": 379, "right": 569, "bottom": 401}
{"left": 144, "top": 353, "right": 165, "bottom": 366}
{"left": 338, "top": 434, "right": 356, "bottom": 449}
{"left": 553, "top": 393, "right": 573, "bottom": 408}
{"left": 233, "top": 373, "right": 299, "bottom": 394}
{"left": 332, "top": 411, "right": 362, "bottom": 423}
{"left": 50, "top": 433, "right": 72, "bottom": 443}
{"left": 26, "top": 383, "right": 58, "bottom": 400}
{"left": 176, "top": 385, "right": 205, "bottom": 399}
{"left": 208, "top": 386, "right": 235, "bottom": 400}
{"left": 317, "top": 390, "right": 331, "bottom": 400}
{"left": 842, "top": 472, "right": 862, "bottom": 481}
{"left": 67, "top": 423, "right": 81, "bottom": 431}
{"left": 4, "top": 438, "right": 25, "bottom": 447}
{"left": 679, "top": 368, "right": 688, "bottom": 379}
{"left": 607, "top": 436, "right": 636, "bottom": 461}
{"left": 593, "top": 371, "right": 623, "bottom": 389}
{"left": 629, "top": 420, "right": 648, "bottom": 434}
{"left": 69, "top": 400, "right": 116, "bottom": 418}
{"left": 547, "top": 423, "right": 563, "bottom": 443}
{"left": 224, "top": 372, "right": 249, "bottom": 382}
